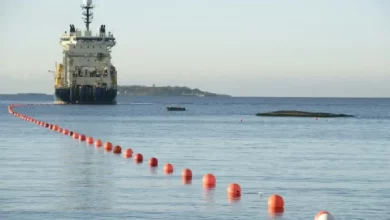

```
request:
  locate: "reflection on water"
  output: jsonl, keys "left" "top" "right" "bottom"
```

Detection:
{"left": 202, "top": 188, "right": 216, "bottom": 204}
{"left": 134, "top": 160, "right": 143, "bottom": 165}
{"left": 268, "top": 207, "right": 284, "bottom": 217}
{"left": 202, "top": 184, "right": 216, "bottom": 190}
{"left": 228, "top": 194, "right": 241, "bottom": 204}
{"left": 181, "top": 177, "right": 192, "bottom": 185}
{"left": 149, "top": 167, "right": 158, "bottom": 175}
{"left": 60, "top": 145, "right": 115, "bottom": 211}
{"left": 268, "top": 207, "right": 284, "bottom": 219}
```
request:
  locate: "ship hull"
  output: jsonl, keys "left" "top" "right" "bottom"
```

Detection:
{"left": 54, "top": 86, "right": 117, "bottom": 104}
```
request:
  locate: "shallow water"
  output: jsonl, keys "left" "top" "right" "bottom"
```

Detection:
{"left": 1, "top": 95, "right": 389, "bottom": 219}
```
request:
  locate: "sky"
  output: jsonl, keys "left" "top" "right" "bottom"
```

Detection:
{"left": 0, "top": 0, "right": 389, "bottom": 97}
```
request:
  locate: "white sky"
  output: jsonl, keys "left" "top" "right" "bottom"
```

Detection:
{"left": 0, "top": 0, "right": 389, "bottom": 97}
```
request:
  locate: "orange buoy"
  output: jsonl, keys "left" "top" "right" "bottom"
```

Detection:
{"left": 315, "top": 211, "right": 335, "bottom": 220}
{"left": 113, "top": 145, "right": 122, "bottom": 154}
{"left": 163, "top": 163, "right": 173, "bottom": 174}
{"left": 72, "top": 133, "right": 79, "bottom": 139}
{"left": 268, "top": 194, "right": 284, "bottom": 209}
{"left": 79, "top": 134, "right": 86, "bottom": 141}
{"left": 123, "top": 148, "right": 133, "bottom": 158}
{"left": 134, "top": 153, "right": 143, "bottom": 163}
{"left": 149, "top": 157, "right": 158, "bottom": 167}
{"left": 182, "top": 169, "right": 192, "bottom": 179}
{"left": 62, "top": 129, "right": 69, "bottom": 135}
{"left": 227, "top": 183, "right": 241, "bottom": 197}
{"left": 95, "top": 139, "right": 102, "bottom": 147}
{"left": 104, "top": 142, "right": 113, "bottom": 151}
{"left": 58, "top": 127, "right": 63, "bottom": 133}
{"left": 86, "top": 137, "right": 94, "bottom": 144}
{"left": 202, "top": 174, "right": 216, "bottom": 187}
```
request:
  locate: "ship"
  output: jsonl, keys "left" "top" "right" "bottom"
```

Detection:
{"left": 53, "top": 0, "right": 117, "bottom": 104}
{"left": 166, "top": 105, "right": 186, "bottom": 111}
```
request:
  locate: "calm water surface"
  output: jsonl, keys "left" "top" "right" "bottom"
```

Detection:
{"left": 0, "top": 95, "right": 389, "bottom": 219}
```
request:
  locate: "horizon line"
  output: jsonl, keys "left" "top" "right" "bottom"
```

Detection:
{"left": 0, "top": 93, "right": 389, "bottom": 99}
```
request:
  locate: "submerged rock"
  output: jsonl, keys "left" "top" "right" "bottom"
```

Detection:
{"left": 256, "top": 110, "right": 354, "bottom": 118}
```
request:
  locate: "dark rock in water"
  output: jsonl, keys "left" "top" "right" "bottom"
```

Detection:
{"left": 167, "top": 106, "right": 186, "bottom": 111}
{"left": 256, "top": 110, "right": 354, "bottom": 118}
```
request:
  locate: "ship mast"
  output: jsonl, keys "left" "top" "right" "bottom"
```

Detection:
{"left": 81, "top": 0, "right": 94, "bottom": 31}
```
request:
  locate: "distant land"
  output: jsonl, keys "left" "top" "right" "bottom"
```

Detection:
{"left": 15, "top": 93, "right": 51, "bottom": 96}
{"left": 117, "top": 85, "right": 231, "bottom": 97}
{"left": 4, "top": 85, "right": 231, "bottom": 97}
{"left": 0, "top": 93, "right": 52, "bottom": 96}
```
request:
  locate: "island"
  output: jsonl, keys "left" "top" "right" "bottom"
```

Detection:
{"left": 0, "top": 93, "right": 51, "bottom": 96}
{"left": 117, "top": 85, "right": 230, "bottom": 97}
{"left": 256, "top": 110, "right": 354, "bottom": 118}
{"left": 16, "top": 93, "right": 51, "bottom": 96}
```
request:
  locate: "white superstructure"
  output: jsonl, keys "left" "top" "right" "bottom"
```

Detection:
{"left": 55, "top": 0, "right": 117, "bottom": 91}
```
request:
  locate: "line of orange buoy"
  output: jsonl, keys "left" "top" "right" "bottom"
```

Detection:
{"left": 163, "top": 163, "right": 173, "bottom": 174}
{"left": 7, "top": 103, "right": 335, "bottom": 219}
{"left": 123, "top": 148, "right": 133, "bottom": 158}
{"left": 149, "top": 157, "right": 158, "bottom": 167}
{"left": 134, "top": 153, "right": 143, "bottom": 163}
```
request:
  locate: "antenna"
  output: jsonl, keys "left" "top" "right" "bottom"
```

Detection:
{"left": 81, "top": 0, "right": 94, "bottom": 31}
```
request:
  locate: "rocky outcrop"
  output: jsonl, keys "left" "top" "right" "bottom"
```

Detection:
{"left": 256, "top": 110, "right": 354, "bottom": 117}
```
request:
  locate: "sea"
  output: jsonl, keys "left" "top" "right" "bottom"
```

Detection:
{"left": 0, "top": 95, "right": 389, "bottom": 220}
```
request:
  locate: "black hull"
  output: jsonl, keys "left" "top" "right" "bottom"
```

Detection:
{"left": 54, "top": 86, "right": 117, "bottom": 104}
{"left": 167, "top": 107, "right": 186, "bottom": 111}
